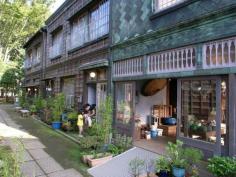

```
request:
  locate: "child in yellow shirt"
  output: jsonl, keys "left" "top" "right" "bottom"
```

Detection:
{"left": 77, "top": 111, "right": 84, "bottom": 137}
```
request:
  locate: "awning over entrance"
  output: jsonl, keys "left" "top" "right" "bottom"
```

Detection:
{"left": 79, "top": 59, "right": 108, "bottom": 70}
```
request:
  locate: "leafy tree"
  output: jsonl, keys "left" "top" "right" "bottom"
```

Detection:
{"left": 0, "top": 68, "right": 20, "bottom": 96}
{"left": 0, "top": 0, "right": 53, "bottom": 96}
{"left": 0, "top": 0, "right": 54, "bottom": 62}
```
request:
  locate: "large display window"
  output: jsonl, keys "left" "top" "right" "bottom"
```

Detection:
{"left": 180, "top": 78, "right": 227, "bottom": 146}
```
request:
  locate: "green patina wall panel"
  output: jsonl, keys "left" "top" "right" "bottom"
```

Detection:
{"left": 112, "top": 10, "right": 236, "bottom": 61}
{"left": 111, "top": 0, "right": 236, "bottom": 60}
{"left": 111, "top": 0, "right": 236, "bottom": 45}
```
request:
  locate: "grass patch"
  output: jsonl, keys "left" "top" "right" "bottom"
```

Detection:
{"left": 0, "top": 145, "right": 23, "bottom": 177}
{"left": 1, "top": 105, "right": 91, "bottom": 177}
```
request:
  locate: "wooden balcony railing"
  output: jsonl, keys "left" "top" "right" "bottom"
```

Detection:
{"left": 114, "top": 57, "right": 144, "bottom": 77}
{"left": 147, "top": 46, "right": 196, "bottom": 74}
{"left": 203, "top": 37, "right": 236, "bottom": 69}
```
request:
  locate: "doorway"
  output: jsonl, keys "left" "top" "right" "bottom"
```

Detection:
{"left": 87, "top": 83, "right": 97, "bottom": 105}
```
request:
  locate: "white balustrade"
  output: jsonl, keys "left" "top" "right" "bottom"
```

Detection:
{"left": 147, "top": 46, "right": 196, "bottom": 74}
{"left": 203, "top": 37, "right": 236, "bottom": 69}
{"left": 114, "top": 57, "right": 144, "bottom": 77}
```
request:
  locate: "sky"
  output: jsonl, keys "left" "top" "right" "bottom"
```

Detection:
{"left": 50, "top": 0, "right": 66, "bottom": 13}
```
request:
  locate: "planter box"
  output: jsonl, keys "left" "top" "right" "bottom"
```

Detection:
{"left": 82, "top": 154, "right": 94, "bottom": 164}
{"left": 87, "top": 154, "right": 112, "bottom": 167}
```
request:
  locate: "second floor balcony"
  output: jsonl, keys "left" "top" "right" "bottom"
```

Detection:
{"left": 113, "top": 36, "right": 236, "bottom": 78}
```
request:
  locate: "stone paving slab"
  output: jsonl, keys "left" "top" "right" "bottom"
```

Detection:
{"left": 29, "top": 148, "right": 50, "bottom": 160}
{"left": 37, "top": 157, "right": 64, "bottom": 174}
{"left": 48, "top": 168, "right": 83, "bottom": 177}
{"left": 23, "top": 140, "right": 46, "bottom": 150}
{"left": 21, "top": 161, "right": 45, "bottom": 177}
{"left": 0, "top": 106, "right": 84, "bottom": 177}
{"left": 21, "top": 150, "right": 33, "bottom": 162}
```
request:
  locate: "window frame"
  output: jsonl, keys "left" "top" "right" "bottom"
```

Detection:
{"left": 152, "top": 0, "right": 185, "bottom": 13}
{"left": 150, "top": 0, "right": 199, "bottom": 20}
{"left": 177, "top": 77, "right": 223, "bottom": 155}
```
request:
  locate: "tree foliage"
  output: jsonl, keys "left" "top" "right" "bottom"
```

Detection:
{"left": 0, "top": 0, "right": 53, "bottom": 95}
{"left": 0, "top": 0, "right": 53, "bottom": 62}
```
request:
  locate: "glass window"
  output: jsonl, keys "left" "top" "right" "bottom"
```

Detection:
{"left": 70, "top": 15, "right": 88, "bottom": 49}
{"left": 50, "top": 29, "right": 63, "bottom": 58}
{"left": 153, "top": 0, "right": 184, "bottom": 12}
{"left": 180, "top": 80, "right": 217, "bottom": 143}
{"left": 89, "top": 0, "right": 109, "bottom": 41}
{"left": 116, "top": 83, "right": 134, "bottom": 125}
{"left": 35, "top": 45, "right": 41, "bottom": 64}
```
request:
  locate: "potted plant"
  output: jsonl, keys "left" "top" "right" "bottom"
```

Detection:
{"left": 184, "top": 148, "right": 203, "bottom": 177}
{"left": 129, "top": 157, "right": 145, "bottom": 177}
{"left": 80, "top": 135, "right": 113, "bottom": 167}
{"left": 207, "top": 156, "right": 236, "bottom": 177}
{"left": 166, "top": 140, "right": 187, "bottom": 177}
{"left": 80, "top": 136, "right": 101, "bottom": 164}
{"left": 156, "top": 156, "right": 171, "bottom": 177}
{"left": 29, "top": 105, "right": 37, "bottom": 118}
{"left": 51, "top": 93, "right": 65, "bottom": 129}
{"left": 67, "top": 110, "right": 78, "bottom": 130}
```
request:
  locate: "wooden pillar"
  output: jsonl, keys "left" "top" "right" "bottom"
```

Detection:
{"left": 75, "top": 71, "right": 84, "bottom": 111}
{"left": 229, "top": 74, "right": 236, "bottom": 156}
{"left": 54, "top": 77, "right": 61, "bottom": 94}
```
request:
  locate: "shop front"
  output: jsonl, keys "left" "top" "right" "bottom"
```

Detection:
{"left": 112, "top": 42, "right": 233, "bottom": 156}
{"left": 114, "top": 76, "right": 229, "bottom": 156}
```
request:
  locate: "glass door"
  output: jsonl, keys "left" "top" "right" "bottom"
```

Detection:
{"left": 115, "top": 82, "right": 135, "bottom": 137}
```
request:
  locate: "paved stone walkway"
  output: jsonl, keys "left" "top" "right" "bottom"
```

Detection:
{"left": 0, "top": 107, "right": 83, "bottom": 177}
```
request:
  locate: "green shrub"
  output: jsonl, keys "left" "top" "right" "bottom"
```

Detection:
{"left": 166, "top": 140, "right": 203, "bottom": 175}
{"left": 33, "top": 96, "right": 46, "bottom": 111}
{"left": 156, "top": 156, "right": 171, "bottom": 173}
{"left": 208, "top": 156, "right": 236, "bottom": 177}
{"left": 29, "top": 105, "right": 37, "bottom": 113}
{"left": 129, "top": 157, "right": 145, "bottom": 177}
{"left": 97, "top": 96, "right": 113, "bottom": 144}
{"left": 0, "top": 145, "right": 23, "bottom": 177}
{"left": 112, "top": 132, "right": 132, "bottom": 153}
{"left": 107, "top": 144, "right": 120, "bottom": 156}
{"left": 79, "top": 136, "right": 100, "bottom": 150}
{"left": 51, "top": 93, "right": 65, "bottom": 122}
{"left": 67, "top": 110, "right": 77, "bottom": 120}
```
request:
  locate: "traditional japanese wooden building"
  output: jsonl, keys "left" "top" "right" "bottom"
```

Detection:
{"left": 24, "top": 0, "right": 110, "bottom": 109}
{"left": 23, "top": 28, "right": 46, "bottom": 97}
{"left": 111, "top": 0, "right": 236, "bottom": 157}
